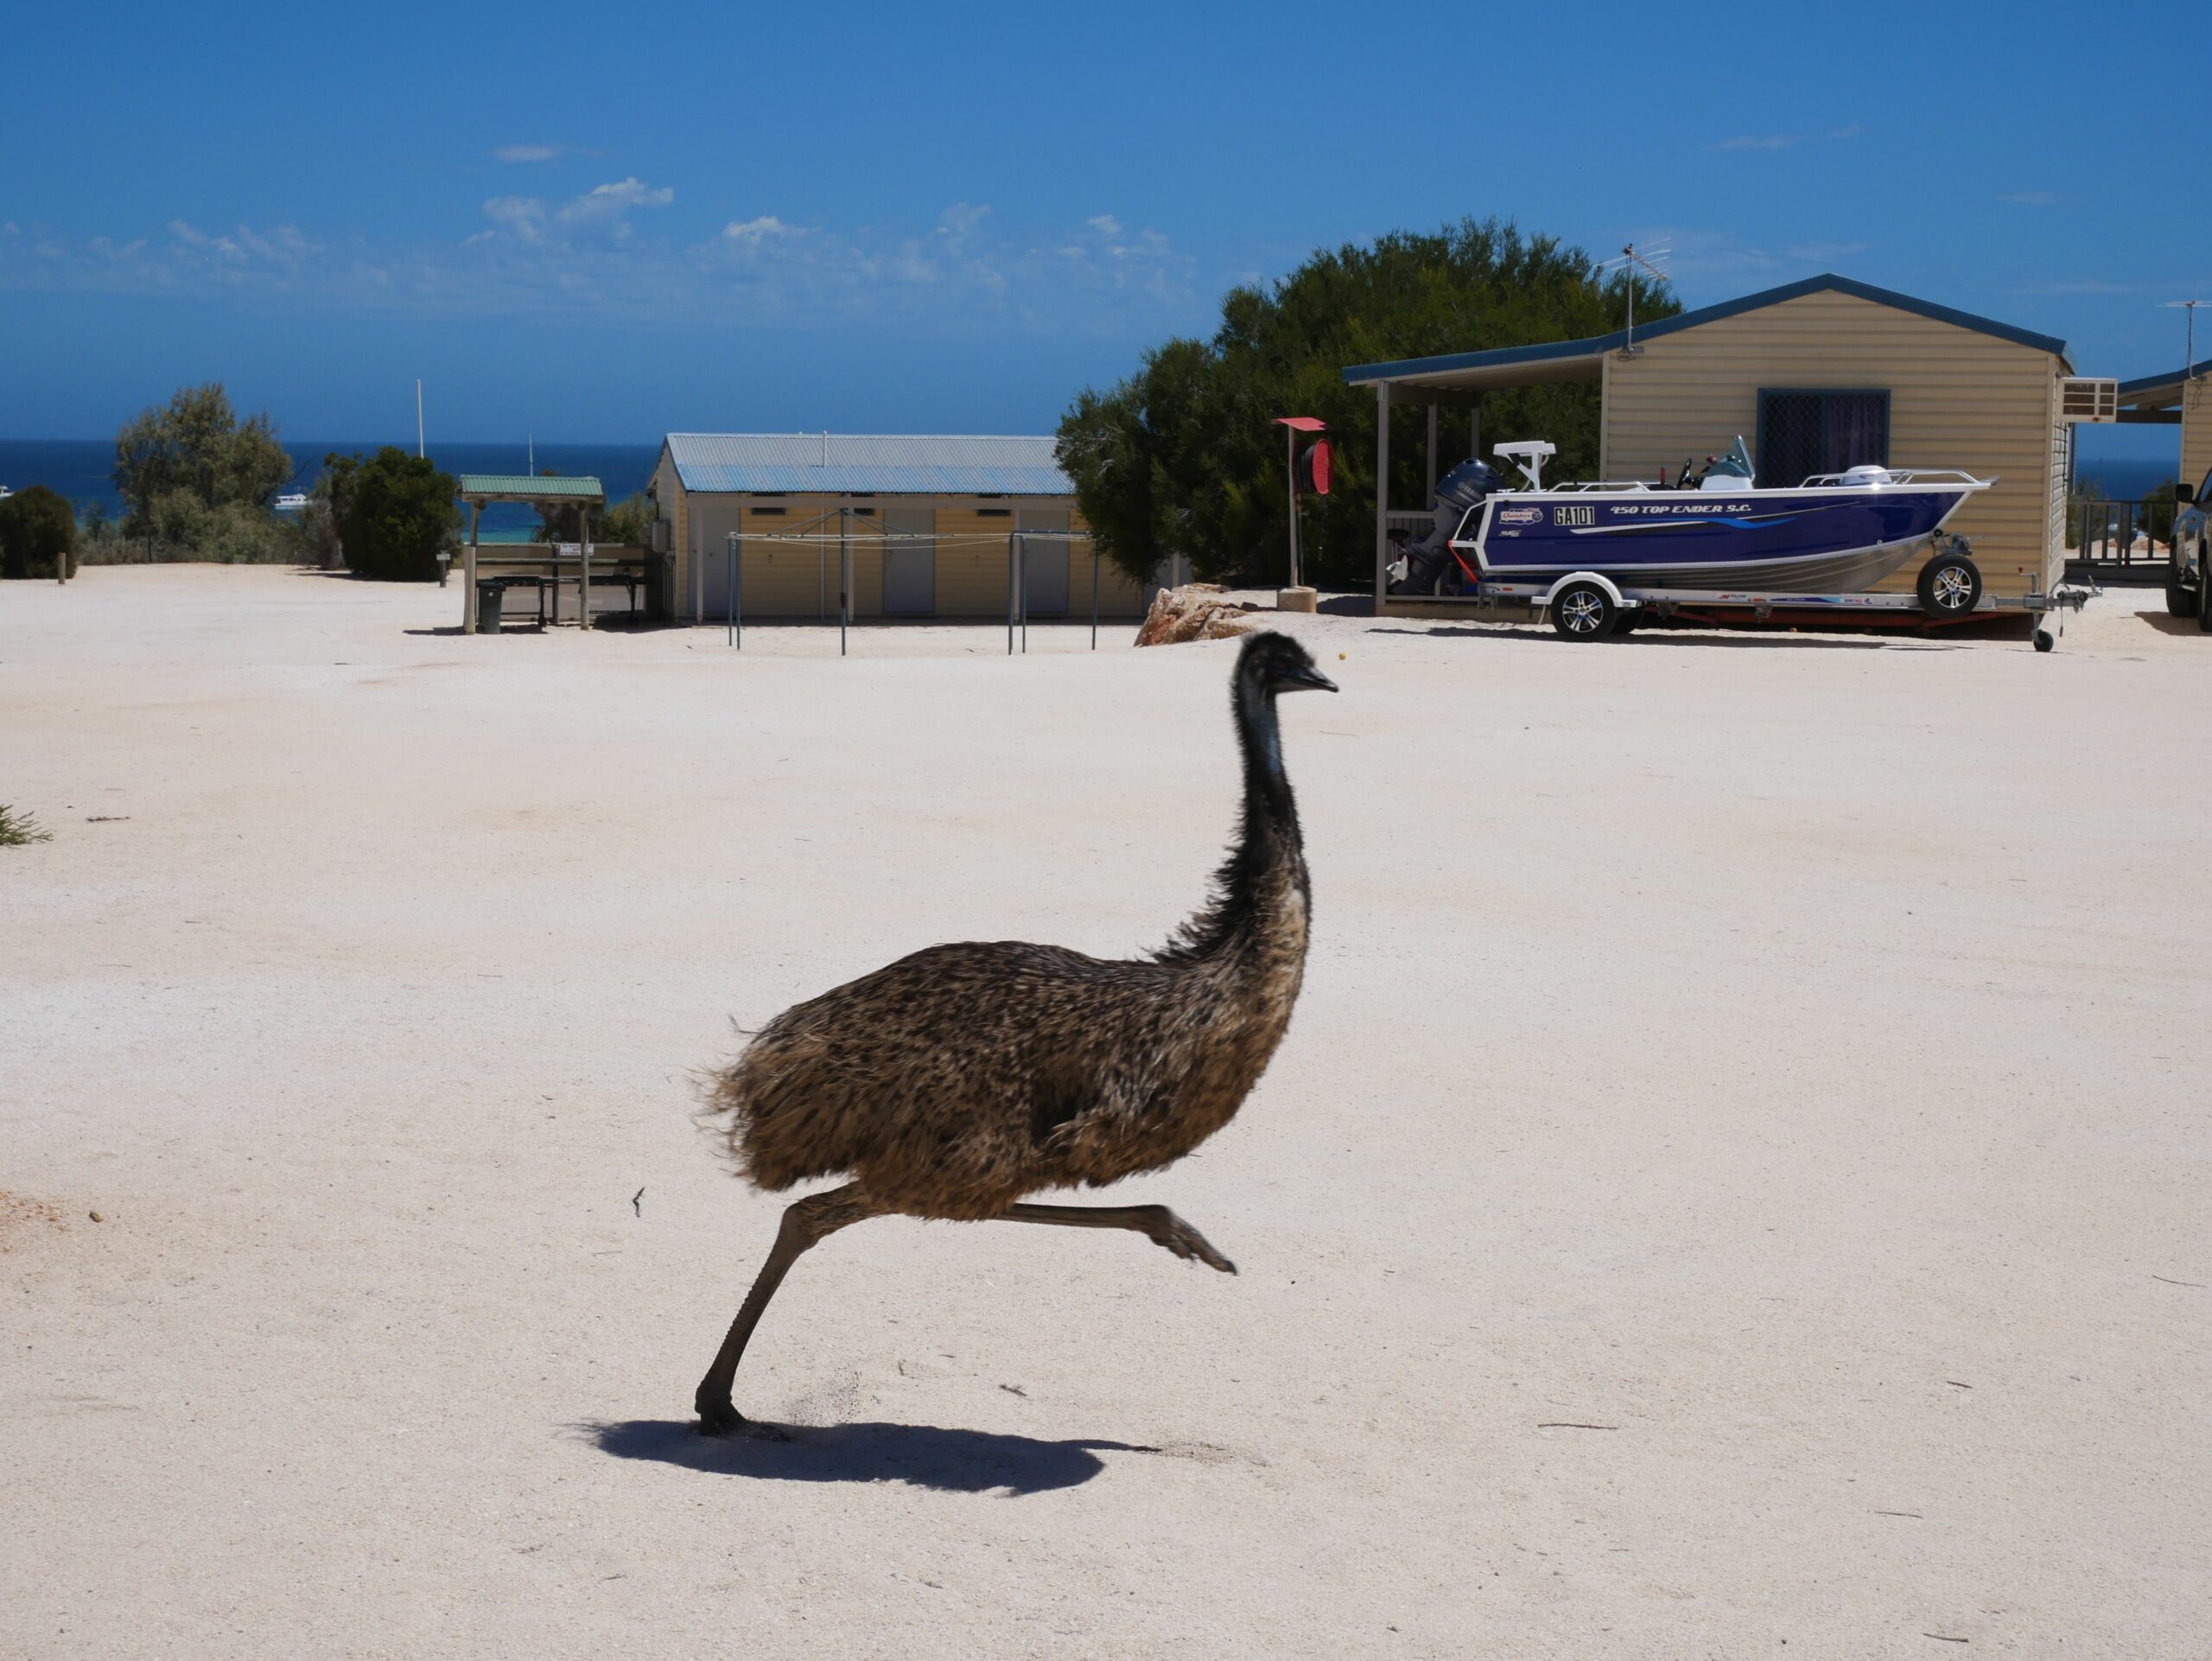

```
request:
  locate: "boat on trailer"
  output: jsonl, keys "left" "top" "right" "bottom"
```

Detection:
{"left": 1390, "top": 436, "right": 2087, "bottom": 649}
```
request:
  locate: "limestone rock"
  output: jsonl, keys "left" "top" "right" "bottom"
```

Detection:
{"left": 1135, "top": 583, "right": 1261, "bottom": 648}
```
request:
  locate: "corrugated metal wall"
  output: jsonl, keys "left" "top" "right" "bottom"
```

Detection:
{"left": 669, "top": 494, "right": 1135, "bottom": 620}
{"left": 1601, "top": 290, "right": 2064, "bottom": 598}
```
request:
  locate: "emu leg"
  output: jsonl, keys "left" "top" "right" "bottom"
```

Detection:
{"left": 999, "top": 1201, "right": 1236, "bottom": 1275}
{"left": 694, "top": 1183, "right": 880, "bottom": 1435}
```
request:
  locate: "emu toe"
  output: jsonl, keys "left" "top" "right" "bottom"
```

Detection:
{"left": 1147, "top": 1211, "right": 1237, "bottom": 1275}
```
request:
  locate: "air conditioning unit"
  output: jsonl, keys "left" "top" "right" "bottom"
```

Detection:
{"left": 2061, "top": 377, "right": 2119, "bottom": 423}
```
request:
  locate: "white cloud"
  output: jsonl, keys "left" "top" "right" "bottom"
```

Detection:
{"left": 481, "top": 195, "right": 547, "bottom": 243}
{"left": 475, "top": 179, "right": 674, "bottom": 249}
{"left": 1715, "top": 124, "right": 1860, "bottom": 151}
{"left": 721, "top": 215, "right": 796, "bottom": 244}
{"left": 1, "top": 199, "right": 1205, "bottom": 336}
{"left": 494, "top": 143, "right": 560, "bottom": 163}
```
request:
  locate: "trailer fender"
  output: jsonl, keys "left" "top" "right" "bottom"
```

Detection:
{"left": 1539, "top": 571, "right": 1630, "bottom": 611}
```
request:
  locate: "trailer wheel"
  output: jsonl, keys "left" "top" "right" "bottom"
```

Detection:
{"left": 1916, "top": 551, "right": 1982, "bottom": 619}
{"left": 2034, "top": 627, "right": 2055, "bottom": 652}
{"left": 1550, "top": 581, "right": 1618, "bottom": 640}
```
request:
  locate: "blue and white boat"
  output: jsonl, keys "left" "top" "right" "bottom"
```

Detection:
{"left": 1398, "top": 437, "right": 1991, "bottom": 597}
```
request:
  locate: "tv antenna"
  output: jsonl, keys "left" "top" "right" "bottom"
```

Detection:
{"left": 2165, "top": 300, "right": 2209, "bottom": 378}
{"left": 1605, "top": 243, "right": 1671, "bottom": 355}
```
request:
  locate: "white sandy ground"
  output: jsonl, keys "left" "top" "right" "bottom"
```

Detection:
{"left": 1, "top": 565, "right": 2207, "bottom": 1660}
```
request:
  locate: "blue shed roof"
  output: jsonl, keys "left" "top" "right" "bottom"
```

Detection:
{"left": 664, "top": 432, "right": 1071, "bottom": 496}
{"left": 1342, "top": 273, "right": 2072, "bottom": 389}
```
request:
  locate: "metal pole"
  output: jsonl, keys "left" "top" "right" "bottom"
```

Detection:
{"left": 1286, "top": 426, "right": 1299, "bottom": 590}
{"left": 1426, "top": 400, "right": 1440, "bottom": 507}
{"left": 464, "top": 501, "right": 480, "bottom": 633}
{"left": 1090, "top": 544, "right": 1100, "bottom": 649}
{"left": 580, "top": 506, "right": 592, "bottom": 630}
{"left": 1373, "top": 381, "right": 1391, "bottom": 609}
{"left": 726, "top": 531, "right": 737, "bottom": 648}
{"left": 1019, "top": 532, "right": 1027, "bottom": 653}
{"left": 839, "top": 507, "right": 849, "bottom": 658}
{"left": 818, "top": 534, "right": 825, "bottom": 620}
{"left": 416, "top": 379, "right": 424, "bottom": 458}
{"left": 1007, "top": 532, "right": 1016, "bottom": 654}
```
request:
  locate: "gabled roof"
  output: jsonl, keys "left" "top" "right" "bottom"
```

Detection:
{"left": 2116, "top": 359, "right": 2212, "bottom": 407}
{"left": 458, "top": 474, "right": 604, "bottom": 502}
{"left": 1342, "top": 273, "right": 2072, "bottom": 392}
{"left": 664, "top": 432, "right": 1070, "bottom": 496}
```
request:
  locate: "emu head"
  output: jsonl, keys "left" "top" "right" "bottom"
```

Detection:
{"left": 1236, "top": 631, "right": 1338, "bottom": 702}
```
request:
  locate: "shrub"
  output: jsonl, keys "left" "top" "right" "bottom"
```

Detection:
{"left": 0, "top": 805, "right": 53, "bottom": 846}
{"left": 0, "top": 485, "right": 79, "bottom": 579}
{"left": 336, "top": 448, "right": 460, "bottom": 581}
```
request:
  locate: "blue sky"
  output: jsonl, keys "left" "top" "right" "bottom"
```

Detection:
{"left": 1, "top": 0, "right": 2201, "bottom": 469}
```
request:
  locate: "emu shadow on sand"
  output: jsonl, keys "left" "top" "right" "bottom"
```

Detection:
{"left": 694, "top": 630, "right": 1337, "bottom": 1436}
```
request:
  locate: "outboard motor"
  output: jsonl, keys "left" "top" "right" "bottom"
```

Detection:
{"left": 1390, "top": 459, "right": 1500, "bottom": 594}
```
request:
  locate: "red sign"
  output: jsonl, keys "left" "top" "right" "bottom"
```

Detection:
{"left": 1301, "top": 440, "right": 1332, "bottom": 496}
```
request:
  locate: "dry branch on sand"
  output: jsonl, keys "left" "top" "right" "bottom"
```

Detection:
{"left": 1135, "top": 583, "right": 1262, "bottom": 647}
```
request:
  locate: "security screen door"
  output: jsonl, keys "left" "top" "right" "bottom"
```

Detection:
{"left": 1017, "top": 509, "right": 1071, "bottom": 615}
{"left": 881, "top": 507, "right": 934, "bottom": 615}
{"left": 1755, "top": 390, "right": 1891, "bottom": 487}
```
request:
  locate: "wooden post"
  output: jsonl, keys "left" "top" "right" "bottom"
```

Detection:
{"left": 464, "top": 501, "right": 480, "bottom": 633}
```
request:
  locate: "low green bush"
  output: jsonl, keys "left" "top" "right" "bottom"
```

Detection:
{"left": 0, "top": 486, "right": 79, "bottom": 579}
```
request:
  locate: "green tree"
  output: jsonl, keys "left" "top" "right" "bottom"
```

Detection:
{"left": 112, "top": 384, "right": 293, "bottom": 538}
{"left": 0, "top": 485, "right": 79, "bottom": 579}
{"left": 1057, "top": 217, "right": 1676, "bottom": 587}
{"left": 335, "top": 447, "right": 460, "bottom": 581}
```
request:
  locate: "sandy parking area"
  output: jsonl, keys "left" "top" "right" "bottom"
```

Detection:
{"left": 3, "top": 565, "right": 2207, "bottom": 1658}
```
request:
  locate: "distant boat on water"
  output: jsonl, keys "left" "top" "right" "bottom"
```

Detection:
{"left": 273, "top": 492, "right": 310, "bottom": 512}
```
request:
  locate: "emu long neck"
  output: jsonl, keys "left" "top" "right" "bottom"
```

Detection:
{"left": 1234, "top": 678, "right": 1301, "bottom": 852}
{"left": 1219, "top": 675, "right": 1309, "bottom": 954}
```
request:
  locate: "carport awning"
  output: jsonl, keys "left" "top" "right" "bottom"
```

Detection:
{"left": 2114, "top": 359, "right": 2211, "bottom": 419}
{"left": 1340, "top": 338, "right": 1607, "bottom": 395}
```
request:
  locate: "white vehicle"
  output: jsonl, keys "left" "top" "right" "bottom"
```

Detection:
{"left": 2164, "top": 467, "right": 2212, "bottom": 631}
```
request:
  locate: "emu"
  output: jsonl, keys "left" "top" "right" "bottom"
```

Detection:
{"left": 693, "top": 630, "right": 1337, "bottom": 1435}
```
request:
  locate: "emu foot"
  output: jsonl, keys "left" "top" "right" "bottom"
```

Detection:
{"left": 1146, "top": 1210, "right": 1236, "bottom": 1275}
{"left": 694, "top": 1391, "right": 789, "bottom": 1441}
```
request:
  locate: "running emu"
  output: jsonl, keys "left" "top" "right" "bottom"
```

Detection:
{"left": 693, "top": 630, "right": 1336, "bottom": 1435}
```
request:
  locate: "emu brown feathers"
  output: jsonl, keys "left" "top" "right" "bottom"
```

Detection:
{"left": 690, "top": 630, "right": 1334, "bottom": 1435}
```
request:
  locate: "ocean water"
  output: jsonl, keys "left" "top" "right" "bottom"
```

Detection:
{"left": 0, "top": 438, "right": 660, "bottom": 542}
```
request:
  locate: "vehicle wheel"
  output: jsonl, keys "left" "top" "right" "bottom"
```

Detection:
{"left": 1550, "top": 581, "right": 1618, "bottom": 640}
{"left": 1916, "top": 551, "right": 1982, "bottom": 620}
{"left": 2034, "top": 627, "right": 2055, "bottom": 652}
{"left": 2166, "top": 567, "right": 2197, "bottom": 618}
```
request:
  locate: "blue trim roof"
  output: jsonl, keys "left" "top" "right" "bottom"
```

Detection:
{"left": 2117, "top": 359, "right": 2212, "bottom": 398}
{"left": 1342, "top": 273, "right": 2071, "bottom": 385}
{"left": 664, "top": 432, "right": 1071, "bottom": 496}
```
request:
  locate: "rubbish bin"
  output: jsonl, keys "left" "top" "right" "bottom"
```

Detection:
{"left": 474, "top": 576, "right": 505, "bottom": 633}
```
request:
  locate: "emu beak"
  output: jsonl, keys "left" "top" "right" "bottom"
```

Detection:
{"left": 1278, "top": 664, "right": 1338, "bottom": 694}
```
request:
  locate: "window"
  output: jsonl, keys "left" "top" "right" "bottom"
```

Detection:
{"left": 1754, "top": 389, "right": 1891, "bottom": 487}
